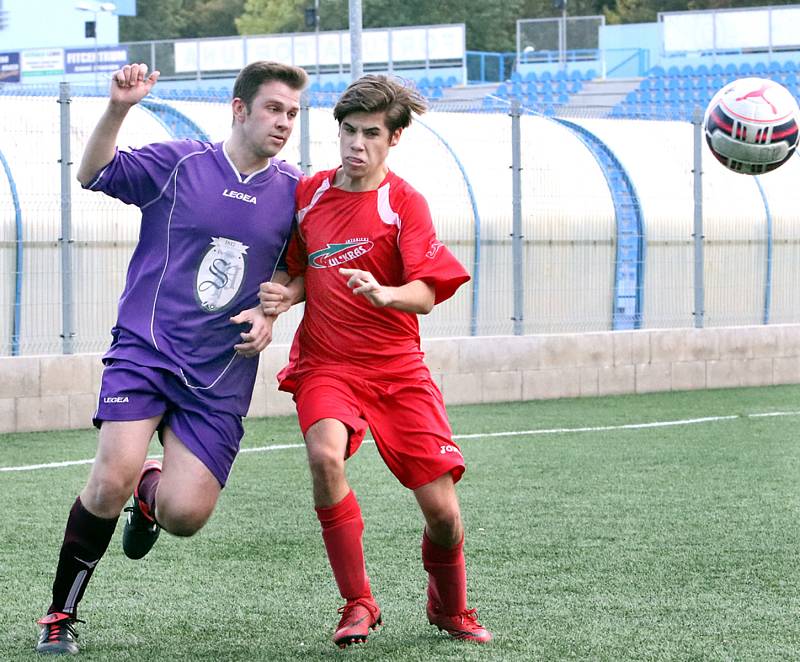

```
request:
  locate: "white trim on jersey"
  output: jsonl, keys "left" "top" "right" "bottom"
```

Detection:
{"left": 141, "top": 145, "right": 216, "bottom": 211}
{"left": 222, "top": 140, "right": 272, "bottom": 184}
{"left": 297, "top": 176, "right": 331, "bottom": 225}
{"left": 377, "top": 182, "right": 400, "bottom": 228}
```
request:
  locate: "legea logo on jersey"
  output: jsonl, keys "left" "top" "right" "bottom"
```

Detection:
{"left": 308, "top": 239, "right": 374, "bottom": 269}
{"left": 196, "top": 237, "right": 248, "bottom": 312}
{"left": 222, "top": 188, "right": 257, "bottom": 205}
{"left": 103, "top": 396, "right": 129, "bottom": 403}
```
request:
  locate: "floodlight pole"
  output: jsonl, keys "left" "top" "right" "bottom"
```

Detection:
{"left": 349, "top": 0, "right": 363, "bottom": 81}
{"left": 692, "top": 105, "right": 705, "bottom": 329}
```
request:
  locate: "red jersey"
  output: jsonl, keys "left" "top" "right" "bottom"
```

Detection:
{"left": 279, "top": 167, "right": 469, "bottom": 389}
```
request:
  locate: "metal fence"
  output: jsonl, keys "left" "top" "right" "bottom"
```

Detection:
{"left": 1, "top": 82, "right": 799, "bottom": 357}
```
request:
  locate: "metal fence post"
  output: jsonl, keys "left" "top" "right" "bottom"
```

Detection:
{"left": 692, "top": 105, "right": 705, "bottom": 329}
{"left": 299, "top": 92, "right": 312, "bottom": 176}
{"left": 58, "top": 82, "right": 75, "bottom": 354}
{"left": 510, "top": 98, "right": 524, "bottom": 336}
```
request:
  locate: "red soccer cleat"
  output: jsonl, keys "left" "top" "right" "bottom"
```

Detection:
{"left": 427, "top": 601, "right": 493, "bottom": 643}
{"left": 122, "top": 459, "right": 162, "bottom": 560}
{"left": 36, "top": 612, "right": 82, "bottom": 655}
{"left": 332, "top": 596, "right": 382, "bottom": 648}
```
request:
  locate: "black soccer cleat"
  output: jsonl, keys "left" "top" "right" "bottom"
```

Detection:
{"left": 122, "top": 459, "right": 162, "bottom": 560}
{"left": 36, "top": 612, "right": 82, "bottom": 655}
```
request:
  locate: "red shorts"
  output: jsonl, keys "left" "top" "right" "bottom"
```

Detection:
{"left": 292, "top": 371, "right": 465, "bottom": 490}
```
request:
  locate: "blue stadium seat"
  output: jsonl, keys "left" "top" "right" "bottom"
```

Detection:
{"left": 768, "top": 61, "right": 782, "bottom": 75}
{"left": 417, "top": 76, "right": 430, "bottom": 89}
{"left": 667, "top": 77, "right": 680, "bottom": 90}
{"left": 510, "top": 71, "right": 523, "bottom": 84}
{"left": 540, "top": 70, "right": 553, "bottom": 82}
{"left": 681, "top": 64, "right": 695, "bottom": 77}
{"left": 557, "top": 93, "right": 569, "bottom": 104}
{"left": 495, "top": 83, "right": 508, "bottom": 98}
{"left": 696, "top": 64, "right": 709, "bottom": 77}
{"left": 710, "top": 63, "right": 724, "bottom": 77}
{"left": 569, "top": 69, "right": 582, "bottom": 81}
{"left": 667, "top": 65, "right": 681, "bottom": 78}
{"left": 724, "top": 63, "right": 738, "bottom": 77}
{"left": 430, "top": 86, "right": 443, "bottom": 99}
{"left": 445, "top": 76, "right": 458, "bottom": 87}
{"left": 583, "top": 69, "right": 597, "bottom": 80}
{"left": 648, "top": 65, "right": 665, "bottom": 78}
{"left": 555, "top": 70, "right": 568, "bottom": 82}
{"left": 738, "top": 62, "right": 753, "bottom": 76}
{"left": 753, "top": 62, "right": 768, "bottom": 76}
{"left": 783, "top": 60, "right": 797, "bottom": 72}
{"left": 432, "top": 76, "right": 445, "bottom": 87}
{"left": 568, "top": 79, "right": 582, "bottom": 94}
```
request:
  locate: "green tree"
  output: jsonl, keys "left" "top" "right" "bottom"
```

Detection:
{"left": 181, "top": 0, "right": 246, "bottom": 38}
{"left": 119, "top": 0, "right": 186, "bottom": 41}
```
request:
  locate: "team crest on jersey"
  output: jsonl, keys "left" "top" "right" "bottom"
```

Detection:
{"left": 195, "top": 237, "right": 248, "bottom": 312}
{"left": 308, "top": 238, "right": 374, "bottom": 269}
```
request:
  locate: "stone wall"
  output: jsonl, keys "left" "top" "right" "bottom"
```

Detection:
{"left": 1, "top": 325, "right": 799, "bottom": 435}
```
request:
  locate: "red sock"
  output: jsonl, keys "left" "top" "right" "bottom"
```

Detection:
{"left": 422, "top": 529, "right": 467, "bottom": 615}
{"left": 315, "top": 490, "right": 371, "bottom": 601}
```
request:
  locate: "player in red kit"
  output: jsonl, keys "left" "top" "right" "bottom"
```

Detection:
{"left": 259, "top": 75, "right": 492, "bottom": 648}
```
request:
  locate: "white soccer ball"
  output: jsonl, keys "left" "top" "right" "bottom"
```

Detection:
{"left": 703, "top": 76, "right": 800, "bottom": 175}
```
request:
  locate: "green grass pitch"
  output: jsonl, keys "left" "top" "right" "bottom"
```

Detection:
{"left": 2, "top": 385, "right": 799, "bottom": 660}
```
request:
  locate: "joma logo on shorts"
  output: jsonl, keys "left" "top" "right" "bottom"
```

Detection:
{"left": 439, "top": 444, "right": 460, "bottom": 455}
{"left": 103, "top": 396, "right": 129, "bottom": 403}
{"left": 222, "top": 189, "right": 257, "bottom": 204}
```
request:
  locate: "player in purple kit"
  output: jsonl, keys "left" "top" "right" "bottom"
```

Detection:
{"left": 35, "top": 61, "right": 307, "bottom": 655}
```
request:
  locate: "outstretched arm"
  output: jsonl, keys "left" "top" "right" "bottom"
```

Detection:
{"left": 339, "top": 268, "right": 435, "bottom": 314}
{"left": 76, "top": 63, "right": 160, "bottom": 186}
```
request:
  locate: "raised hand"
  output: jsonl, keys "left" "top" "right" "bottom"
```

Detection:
{"left": 110, "top": 63, "right": 160, "bottom": 107}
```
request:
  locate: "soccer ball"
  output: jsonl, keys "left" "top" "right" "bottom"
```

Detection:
{"left": 703, "top": 76, "right": 800, "bottom": 175}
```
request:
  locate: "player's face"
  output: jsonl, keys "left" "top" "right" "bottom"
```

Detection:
{"left": 234, "top": 81, "right": 301, "bottom": 159}
{"left": 338, "top": 112, "right": 401, "bottom": 188}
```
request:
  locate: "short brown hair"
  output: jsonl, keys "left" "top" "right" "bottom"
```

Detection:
{"left": 333, "top": 75, "right": 427, "bottom": 133}
{"left": 233, "top": 61, "right": 308, "bottom": 112}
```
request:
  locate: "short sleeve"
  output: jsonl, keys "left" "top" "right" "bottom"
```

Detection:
{"left": 397, "top": 188, "right": 470, "bottom": 304}
{"left": 84, "top": 140, "right": 203, "bottom": 208}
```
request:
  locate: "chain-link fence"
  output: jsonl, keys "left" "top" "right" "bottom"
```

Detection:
{"left": 1, "top": 78, "right": 800, "bottom": 357}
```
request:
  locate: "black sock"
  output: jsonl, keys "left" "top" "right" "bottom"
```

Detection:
{"left": 48, "top": 496, "right": 118, "bottom": 617}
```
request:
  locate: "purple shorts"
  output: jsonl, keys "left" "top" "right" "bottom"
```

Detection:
{"left": 94, "top": 359, "right": 244, "bottom": 487}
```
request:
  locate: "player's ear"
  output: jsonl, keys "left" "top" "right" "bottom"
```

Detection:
{"left": 389, "top": 127, "right": 402, "bottom": 147}
{"left": 232, "top": 97, "right": 247, "bottom": 124}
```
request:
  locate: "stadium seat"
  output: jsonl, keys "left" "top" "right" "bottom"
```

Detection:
{"left": 540, "top": 70, "right": 553, "bottom": 82}
{"left": 667, "top": 65, "right": 681, "bottom": 78}
{"left": 557, "top": 93, "right": 569, "bottom": 104}
{"left": 753, "top": 62, "right": 767, "bottom": 76}
{"left": 432, "top": 76, "right": 445, "bottom": 87}
{"left": 710, "top": 63, "right": 724, "bottom": 76}
{"left": 583, "top": 69, "right": 598, "bottom": 80}
{"left": 648, "top": 65, "right": 665, "bottom": 78}
{"left": 768, "top": 61, "right": 782, "bottom": 75}
{"left": 568, "top": 69, "right": 583, "bottom": 81}
{"left": 681, "top": 64, "right": 695, "bottom": 77}
{"left": 738, "top": 62, "right": 753, "bottom": 76}
{"left": 568, "top": 79, "right": 582, "bottom": 94}
{"left": 555, "top": 70, "right": 568, "bottom": 81}
{"left": 724, "top": 63, "right": 738, "bottom": 77}
{"left": 783, "top": 60, "right": 797, "bottom": 72}
{"left": 525, "top": 71, "right": 538, "bottom": 83}
{"left": 510, "top": 71, "right": 523, "bottom": 83}
{"left": 445, "top": 76, "right": 458, "bottom": 87}
{"left": 417, "top": 76, "right": 430, "bottom": 89}
{"left": 696, "top": 64, "right": 709, "bottom": 77}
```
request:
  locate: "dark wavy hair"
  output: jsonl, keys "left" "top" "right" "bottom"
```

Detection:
{"left": 333, "top": 75, "right": 427, "bottom": 133}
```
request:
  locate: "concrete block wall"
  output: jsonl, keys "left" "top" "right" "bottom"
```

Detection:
{"left": 1, "top": 324, "right": 799, "bottom": 435}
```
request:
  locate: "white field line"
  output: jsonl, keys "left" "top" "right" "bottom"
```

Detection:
{"left": 3, "top": 410, "right": 800, "bottom": 473}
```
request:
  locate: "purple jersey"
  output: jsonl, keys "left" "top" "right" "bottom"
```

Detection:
{"left": 86, "top": 139, "right": 299, "bottom": 414}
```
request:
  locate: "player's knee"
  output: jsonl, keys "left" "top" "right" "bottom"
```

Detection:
{"left": 156, "top": 501, "right": 211, "bottom": 537}
{"left": 82, "top": 472, "right": 136, "bottom": 515}
{"left": 306, "top": 444, "right": 345, "bottom": 481}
